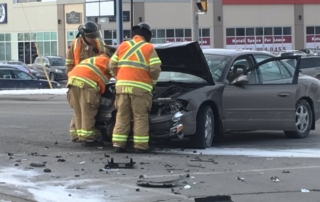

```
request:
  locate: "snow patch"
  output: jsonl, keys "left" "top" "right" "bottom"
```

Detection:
{"left": 0, "top": 88, "right": 68, "bottom": 95}
{"left": 160, "top": 148, "right": 320, "bottom": 158}
{"left": 0, "top": 167, "right": 106, "bottom": 202}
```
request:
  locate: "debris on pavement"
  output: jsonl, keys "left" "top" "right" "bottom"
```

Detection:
{"left": 30, "top": 162, "right": 46, "bottom": 167}
{"left": 236, "top": 177, "right": 245, "bottom": 181}
{"left": 104, "top": 153, "right": 110, "bottom": 158}
{"left": 301, "top": 189, "right": 310, "bottom": 193}
{"left": 77, "top": 161, "right": 85, "bottom": 164}
{"left": 184, "top": 185, "right": 191, "bottom": 189}
{"left": 194, "top": 195, "right": 234, "bottom": 202}
{"left": 54, "top": 141, "right": 58, "bottom": 145}
{"left": 282, "top": 170, "right": 290, "bottom": 173}
{"left": 105, "top": 158, "right": 135, "bottom": 169}
{"left": 136, "top": 188, "right": 140, "bottom": 192}
{"left": 57, "top": 159, "right": 66, "bottom": 162}
{"left": 271, "top": 176, "right": 280, "bottom": 183}
{"left": 43, "top": 168, "right": 51, "bottom": 173}
{"left": 139, "top": 175, "right": 147, "bottom": 179}
{"left": 7, "top": 153, "right": 13, "bottom": 156}
{"left": 186, "top": 164, "right": 205, "bottom": 169}
{"left": 190, "top": 157, "right": 218, "bottom": 164}
{"left": 137, "top": 174, "right": 190, "bottom": 188}
{"left": 30, "top": 152, "right": 47, "bottom": 157}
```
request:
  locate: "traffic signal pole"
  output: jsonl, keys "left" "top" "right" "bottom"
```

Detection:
{"left": 191, "top": 0, "right": 199, "bottom": 42}
{"left": 116, "top": 0, "right": 123, "bottom": 45}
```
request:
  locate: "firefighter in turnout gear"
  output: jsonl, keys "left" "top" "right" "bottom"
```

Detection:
{"left": 67, "top": 53, "right": 114, "bottom": 146}
{"left": 109, "top": 22, "right": 162, "bottom": 153}
{"left": 65, "top": 21, "right": 107, "bottom": 142}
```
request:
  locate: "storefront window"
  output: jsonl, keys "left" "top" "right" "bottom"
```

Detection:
{"left": 185, "top": 29, "right": 191, "bottom": 37}
{"left": 0, "top": 33, "right": 11, "bottom": 60}
{"left": 175, "top": 29, "right": 184, "bottom": 37}
{"left": 14, "top": 32, "right": 58, "bottom": 64}
{"left": 202, "top": 29, "right": 210, "bottom": 37}
{"left": 246, "top": 28, "right": 255, "bottom": 36}
{"left": 66, "top": 30, "right": 77, "bottom": 48}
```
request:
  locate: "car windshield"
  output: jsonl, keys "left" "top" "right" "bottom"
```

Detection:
{"left": 158, "top": 72, "right": 206, "bottom": 83}
{"left": 49, "top": 58, "right": 65, "bottom": 66}
{"left": 204, "top": 54, "right": 229, "bottom": 82}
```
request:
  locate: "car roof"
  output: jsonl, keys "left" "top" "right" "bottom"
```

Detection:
{"left": 0, "top": 67, "right": 20, "bottom": 71}
{"left": 202, "top": 48, "right": 273, "bottom": 57}
{"left": 45, "top": 56, "right": 64, "bottom": 59}
{"left": 0, "top": 64, "right": 23, "bottom": 68}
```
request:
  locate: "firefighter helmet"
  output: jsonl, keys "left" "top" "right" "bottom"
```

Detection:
{"left": 132, "top": 22, "right": 153, "bottom": 42}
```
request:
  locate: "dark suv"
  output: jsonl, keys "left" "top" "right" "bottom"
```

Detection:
{"left": 285, "top": 56, "right": 320, "bottom": 80}
{"left": 32, "top": 56, "right": 67, "bottom": 81}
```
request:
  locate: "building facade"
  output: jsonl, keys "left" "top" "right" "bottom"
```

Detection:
{"left": 1, "top": 0, "right": 320, "bottom": 63}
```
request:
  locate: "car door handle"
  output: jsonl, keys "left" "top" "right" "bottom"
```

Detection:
{"left": 278, "top": 93, "right": 291, "bottom": 97}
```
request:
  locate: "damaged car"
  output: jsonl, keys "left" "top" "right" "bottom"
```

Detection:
{"left": 96, "top": 41, "right": 320, "bottom": 149}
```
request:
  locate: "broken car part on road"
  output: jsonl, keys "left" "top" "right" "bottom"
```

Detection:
{"left": 137, "top": 174, "right": 190, "bottom": 188}
{"left": 105, "top": 158, "right": 136, "bottom": 169}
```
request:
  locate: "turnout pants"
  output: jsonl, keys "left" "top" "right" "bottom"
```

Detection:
{"left": 67, "top": 84, "right": 101, "bottom": 142}
{"left": 112, "top": 92, "right": 152, "bottom": 150}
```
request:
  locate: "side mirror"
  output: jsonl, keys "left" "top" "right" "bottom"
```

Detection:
{"left": 231, "top": 75, "right": 249, "bottom": 85}
{"left": 45, "top": 64, "right": 50, "bottom": 68}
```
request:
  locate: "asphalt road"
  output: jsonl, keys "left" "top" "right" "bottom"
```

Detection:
{"left": 0, "top": 95, "right": 320, "bottom": 202}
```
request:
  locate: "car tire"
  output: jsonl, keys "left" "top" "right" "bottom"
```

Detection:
{"left": 49, "top": 73, "right": 55, "bottom": 81}
{"left": 190, "top": 105, "right": 214, "bottom": 149}
{"left": 284, "top": 99, "right": 312, "bottom": 139}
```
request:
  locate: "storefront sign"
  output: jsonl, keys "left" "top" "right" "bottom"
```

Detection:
{"left": 0, "top": 3, "right": 7, "bottom": 24}
{"left": 306, "top": 35, "right": 320, "bottom": 49}
{"left": 226, "top": 36, "right": 292, "bottom": 51}
{"left": 165, "top": 37, "right": 211, "bottom": 48}
{"left": 66, "top": 11, "right": 82, "bottom": 24}
{"left": 109, "top": 11, "right": 130, "bottom": 22}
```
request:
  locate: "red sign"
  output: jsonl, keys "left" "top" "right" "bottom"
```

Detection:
{"left": 223, "top": 0, "right": 320, "bottom": 4}
{"left": 226, "top": 36, "right": 292, "bottom": 45}
{"left": 306, "top": 35, "right": 320, "bottom": 43}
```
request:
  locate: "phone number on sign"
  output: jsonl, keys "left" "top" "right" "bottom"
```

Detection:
{"left": 241, "top": 47, "right": 287, "bottom": 51}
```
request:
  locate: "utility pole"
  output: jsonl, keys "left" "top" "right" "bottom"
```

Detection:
{"left": 131, "top": 0, "right": 134, "bottom": 37}
{"left": 191, "top": 0, "right": 199, "bottom": 42}
{"left": 116, "top": 0, "right": 123, "bottom": 45}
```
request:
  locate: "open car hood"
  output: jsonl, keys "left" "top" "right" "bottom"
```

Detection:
{"left": 106, "top": 41, "right": 214, "bottom": 84}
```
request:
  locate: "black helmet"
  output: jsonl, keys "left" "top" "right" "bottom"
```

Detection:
{"left": 78, "top": 21, "right": 100, "bottom": 39}
{"left": 132, "top": 22, "right": 153, "bottom": 42}
{"left": 132, "top": 22, "right": 152, "bottom": 33}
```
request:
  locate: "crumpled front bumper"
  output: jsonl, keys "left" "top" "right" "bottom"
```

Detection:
{"left": 149, "top": 110, "right": 196, "bottom": 139}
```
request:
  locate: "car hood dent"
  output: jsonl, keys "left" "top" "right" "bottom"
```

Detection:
{"left": 106, "top": 41, "right": 214, "bottom": 85}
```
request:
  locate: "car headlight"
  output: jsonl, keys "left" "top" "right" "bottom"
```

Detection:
{"left": 172, "top": 111, "right": 185, "bottom": 122}
{"left": 55, "top": 69, "right": 63, "bottom": 73}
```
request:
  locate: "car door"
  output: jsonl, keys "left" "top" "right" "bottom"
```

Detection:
{"left": 222, "top": 55, "right": 301, "bottom": 131}
{"left": 11, "top": 70, "right": 38, "bottom": 89}
{"left": 0, "top": 70, "right": 17, "bottom": 90}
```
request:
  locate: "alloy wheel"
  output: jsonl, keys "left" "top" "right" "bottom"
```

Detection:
{"left": 296, "top": 105, "right": 309, "bottom": 133}
{"left": 204, "top": 112, "right": 213, "bottom": 146}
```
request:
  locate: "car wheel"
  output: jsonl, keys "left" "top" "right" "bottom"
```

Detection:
{"left": 284, "top": 99, "right": 312, "bottom": 139}
{"left": 190, "top": 105, "right": 214, "bottom": 149}
{"left": 49, "top": 73, "right": 55, "bottom": 81}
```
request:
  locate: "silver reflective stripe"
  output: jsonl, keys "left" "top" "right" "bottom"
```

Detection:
{"left": 122, "top": 41, "right": 146, "bottom": 60}
{"left": 79, "top": 59, "right": 108, "bottom": 84}
{"left": 118, "top": 61, "right": 149, "bottom": 70}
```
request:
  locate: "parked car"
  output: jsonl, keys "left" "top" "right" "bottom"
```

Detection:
{"left": 273, "top": 50, "right": 308, "bottom": 57}
{"left": 285, "top": 56, "right": 320, "bottom": 80}
{"left": 95, "top": 42, "right": 320, "bottom": 149}
{"left": 0, "top": 60, "right": 40, "bottom": 78}
{"left": 300, "top": 48, "right": 319, "bottom": 56}
{"left": 32, "top": 56, "right": 67, "bottom": 81}
{"left": 0, "top": 67, "right": 60, "bottom": 90}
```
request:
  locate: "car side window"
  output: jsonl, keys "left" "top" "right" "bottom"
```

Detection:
{"left": 0, "top": 70, "right": 12, "bottom": 79}
{"left": 12, "top": 70, "right": 32, "bottom": 80}
{"left": 227, "top": 58, "right": 251, "bottom": 83}
{"left": 43, "top": 59, "right": 50, "bottom": 66}
{"left": 35, "top": 58, "right": 40, "bottom": 64}
{"left": 257, "top": 60, "right": 293, "bottom": 84}
{"left": 253, "top": 54, "right": 273, "bottom": 63}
